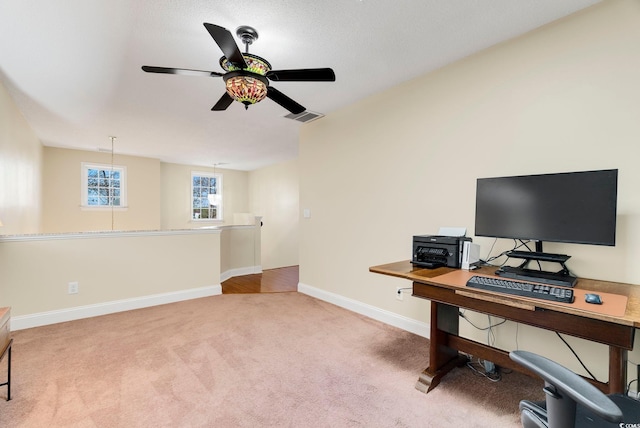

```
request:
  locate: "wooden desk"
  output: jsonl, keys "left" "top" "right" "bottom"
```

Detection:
{"left": 370, "top": 261, "right": 640, "bottom": 394}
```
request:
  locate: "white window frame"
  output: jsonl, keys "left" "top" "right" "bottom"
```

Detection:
{"left": 81, "top": 162, "right": 128, "bottom": 210}
{"left": 191, "top": 171, "right": 223, "bottom": 222}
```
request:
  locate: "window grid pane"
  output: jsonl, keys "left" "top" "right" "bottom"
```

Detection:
{"left": 87, "top": 168, "right": 122, "bottom": 206}
{"left": 191, "top": 174, "right": 220, "bottom": 220}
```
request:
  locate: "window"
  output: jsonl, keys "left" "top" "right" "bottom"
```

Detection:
{"left": 81, "top": 163, "right": 127, "bottom": 208}
{"left": 191, "top": 171, "right": 223, "bottom": 221}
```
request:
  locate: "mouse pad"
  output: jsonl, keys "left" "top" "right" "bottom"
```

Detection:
{"left": 429, "top": 270, "right": 628, "bottom": 318}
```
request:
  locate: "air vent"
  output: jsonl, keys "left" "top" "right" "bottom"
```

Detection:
{"left": 284, "top": 111, "right": 325, "bottom": 123}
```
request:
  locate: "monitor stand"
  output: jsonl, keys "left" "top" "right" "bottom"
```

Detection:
{"left": 496, "top": 250, "right": 577, "bottom": 287}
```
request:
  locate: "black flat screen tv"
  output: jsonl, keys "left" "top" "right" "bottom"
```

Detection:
{"left": 475, "top": 169, "right": 618, "bottom": 250}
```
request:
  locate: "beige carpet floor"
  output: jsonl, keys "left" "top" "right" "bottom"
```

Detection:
{"left": 0, "top": 292, "right": 543, "bottom": 427}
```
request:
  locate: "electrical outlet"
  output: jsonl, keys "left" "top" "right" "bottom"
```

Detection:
{"left": 68, "top": 282, "right": 79, "bottom": 294}
{"left": 396, "top": 287, "right": 403, "bottom": 301}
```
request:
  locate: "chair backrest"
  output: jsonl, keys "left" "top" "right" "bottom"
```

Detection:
{"left": 509, "top": 350, "right": 624, "bottom": 427}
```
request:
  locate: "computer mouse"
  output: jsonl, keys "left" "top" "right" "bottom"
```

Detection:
{"left": 585, "top": 293, "right": 603, "bottom": 305}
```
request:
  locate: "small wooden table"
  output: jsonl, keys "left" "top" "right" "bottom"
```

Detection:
{"left": 370, "top": 261, "right": 640, "bottom": 394}
{"left": 0, "top": 307, "right": 11, "bottom": 401}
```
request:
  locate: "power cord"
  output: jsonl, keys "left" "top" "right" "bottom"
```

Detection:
{"left": 466, "top": 357, "right": 502, "bottom": 382}
{"left": 626, "top": 359, "right": 640, "bottom": 397}
{"left": 458, "top": 312, "right": 506, "bottom": 382}
{"left": 487, "top": 315, "right": 496, "bottom": 347}
{"left": 555, "top": 332, "right": 598, "bottom": 382}
{"left": 396, "top": 287, "right": 412, "bottom": 297}
{"left": 459, "top": 310, "right": 506, "bottom": 331}
{"left": 480, "top": 239, "right": 536, "bottom": 267}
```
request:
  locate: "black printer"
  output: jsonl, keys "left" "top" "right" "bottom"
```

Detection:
{"left": 411, "top": 235, "right": 471, "bottom": 269}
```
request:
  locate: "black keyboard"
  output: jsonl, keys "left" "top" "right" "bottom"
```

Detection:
{"left": 466, "top": 275, "right": 575, "bottom": 304}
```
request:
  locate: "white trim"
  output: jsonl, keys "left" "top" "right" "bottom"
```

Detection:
{"left": 191, "top": 170, "right": 223, "bottom": 221}
{"left": 220, "top": 265, "right": 262, "bottom": 283}
{"left": 10, "top": 285, "right": 222, "bottom": 331}
{"left": 80, "top": 205, "right": 129, "bottom": 212}
{"left": 0, "top": 228, "right": 222, "bottom": 242}
{"left": 190, "top": 219, "right": 224, "bottom": 225}
{"left": 81, "top": 162, "right": 128, "bottom": 208}
{"left": 197, "top": 224, "right": 254, "bottom": 231}
{"left": 298, "top": 282, "right": 430, "bottom": 338}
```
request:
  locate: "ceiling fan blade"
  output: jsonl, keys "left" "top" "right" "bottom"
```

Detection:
{"left": 203, "top": 23, "right": 247, "bottom": 69}
{"left": 141, "top": 66, "right": 224, "bottom": 77}
{"left": 212, "top": 92, "right": 234, "bottom": 111}
{"left": 266, "top": 68, "right": 336, "bottom": 82}
{"left": 267, "top": 87, "right": 305, "bottom": 114}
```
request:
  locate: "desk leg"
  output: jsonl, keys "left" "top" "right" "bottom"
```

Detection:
{"left": 609, "top": 346, "right": 626, "bottom": 394}
{"left": 415, "top": 302, "right": 468, "bottom": 393}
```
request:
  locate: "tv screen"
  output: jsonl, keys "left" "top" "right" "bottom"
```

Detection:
{"left": 475, "top": 169, "right": 618, "bottom": 247}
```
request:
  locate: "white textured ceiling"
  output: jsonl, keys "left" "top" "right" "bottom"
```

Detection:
{"left": 0, "top": 0, "right": 601, "bottom": 171}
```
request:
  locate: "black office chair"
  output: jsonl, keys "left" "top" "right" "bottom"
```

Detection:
{"left": 509, "top": 350, "right": 640, "bottom": 427}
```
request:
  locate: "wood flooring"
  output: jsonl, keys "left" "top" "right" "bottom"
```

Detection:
{"left": 221, "top": 265, "right": 299, "bottom": 294}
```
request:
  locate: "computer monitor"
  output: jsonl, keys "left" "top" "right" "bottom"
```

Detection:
{"left": 475, "top": 169, "right": 618, "bottom": 250}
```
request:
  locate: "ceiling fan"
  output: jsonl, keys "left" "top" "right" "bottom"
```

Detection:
{"left": 142, "top": 23, "right": 336, "bottom": 115}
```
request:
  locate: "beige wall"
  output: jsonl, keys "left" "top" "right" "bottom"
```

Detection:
{"left": 220, "top": 223, "right": 262, "bottom": 275}
{"left": 42, "top": 147, "right": 161, "bottom": 233}
{"left": 299, "top": 0, "right": 640, "bottom": 381}
{"left": 0, "top": 230, "right": 221, "bottom": 319}
{"left": 41, "top": 152, "right": 255, "bottom": 232}
{"left": 1, "top": 134, "right": 293, "bottom": 270}
{"left": 160, "top": 162, "right": 250, "bottom": 230}
{"left": 0, "top": 80, "right": 43, "bottom": 235}
{"left": 0, "top": 224, "right": 264, "bottom": 327}
{"left": 0, "top": 79, "right": 294, "bottom": 267}
{"left": 249, "top": 159, "right": 299, "bottom": 269}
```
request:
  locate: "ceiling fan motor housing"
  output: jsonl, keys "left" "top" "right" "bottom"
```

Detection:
{"left": 236, "top": 25, "right": 259, "bottom": 50}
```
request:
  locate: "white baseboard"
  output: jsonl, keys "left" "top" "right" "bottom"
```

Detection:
{"left": 13, "top": 281, "right": 428, "bottom": 338}
{"left": 220, "top": 265, "right": 262, "bottom": 283}
{"left": 11, "top": 285, "right": 222, "bottom": 331}
{"left": 298, "top": 282, "right": 430, "bottom": 338}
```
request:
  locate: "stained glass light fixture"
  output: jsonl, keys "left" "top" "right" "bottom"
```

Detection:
{"left": 220, "top": 53, "right": 271, "bottom": 108}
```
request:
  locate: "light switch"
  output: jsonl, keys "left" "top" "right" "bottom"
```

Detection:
{"left": 303, "top": 208, "right": 311, "bottom": 218}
